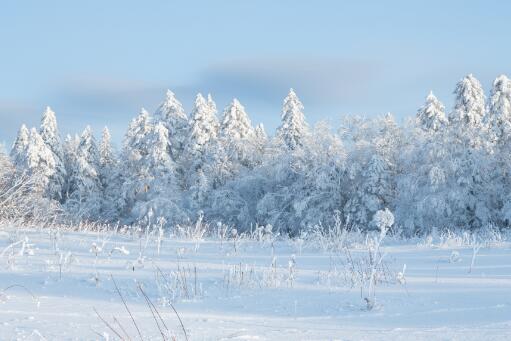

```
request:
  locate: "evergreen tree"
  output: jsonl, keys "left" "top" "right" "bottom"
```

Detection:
{"left": 23, "top": 128, "right": 56, "bottom": 196}
{"left": 63, "top": 134, "right": 80, "bottom": 198}
{"left": 98, "top": 127, "right": 124, "bottom": 221}
{"left": 219, "top": 98, "right": 256, "bottom": 170}
{"left": 416, "top": 91, "right": 447, "bottom": 131}
{"left": 65, "top": 126, "right": 102, "bottom": 219}
{"left": 449, "top": 74, "right": 486, "bottom": 127}
{"left": 207, "top": 93, "right": 217, "bottom": 118}
{"left": 132, "top": 122, "right": 186, "bottom": 225}
{"left": 254, "top": 123, "right": 267, "bottom": 142}
{"left": 220, "top": 99, "right": 254, "bottom": 140}
{"left": 121, "top": 109, "right": 153, "bottom": 216}
{"left": 153, "top": 90, "right": 189, "bottom": 160}
{"left": 10, "top": 124, "right": 30, "bottom": 168}
{"left": 183, "top": 94, "right": 219, "bottom": 159}
{"left": 39, "top": 107, "right": 66, "bottom": 201}
{"left": 276, "top": 89, "right": 309, "bottom": 150}
{"left": 487, "top": 74, "right": 511, "bottom": 142}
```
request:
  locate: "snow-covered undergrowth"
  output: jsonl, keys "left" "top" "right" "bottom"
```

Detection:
{"left": 0, "top": 224, "right": 510, "bottom": 340}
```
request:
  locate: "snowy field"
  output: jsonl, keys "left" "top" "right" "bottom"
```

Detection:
{"left": 0, "top": 226, "right": 510, "bottom": 340}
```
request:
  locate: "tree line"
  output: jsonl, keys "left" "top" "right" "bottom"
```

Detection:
{"left": 4, "top": 74, "right": 511, "bottom": 235}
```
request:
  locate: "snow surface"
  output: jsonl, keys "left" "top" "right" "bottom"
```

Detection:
{"left": 0, "top": 228, "right": 510, "bottom": 340}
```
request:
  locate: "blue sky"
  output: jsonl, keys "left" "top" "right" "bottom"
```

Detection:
{"left": 1, "top": 0, "right": 510, "bottom": 145}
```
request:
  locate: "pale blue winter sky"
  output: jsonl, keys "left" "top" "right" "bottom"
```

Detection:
{"left": 1, "top": 0, "right": 510, "bottom": 145}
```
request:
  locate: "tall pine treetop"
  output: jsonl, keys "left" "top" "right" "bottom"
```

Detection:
{"left": 154, "top": 90, "right": 188, "bottom": 122}
{"left": 40, "top": 106, "right": 63, "bottom": 156}
{"left": 39, "top": 106, "right": 66, "bottom": 200}
{"left": 25, "top": 128, "right": 56, "bottom": 181}
{"left": 255, "top": 123, "right": 267, "bottom": 140}
{"left": 11, "top": 124, "right": 30, "bottom": 167}
{"left": 416, "top": 91, "right": 447, "bottom": 131}
{"left": 207, "top": 93, "right": 217, "bottom": 115}
{"left": 487, "top": 74, "right": 511, "bottom": 141}
{"left": 154, "top": 90, "right": 189, "bottom": 160}
{"left": 277, "top": 88, "right": 309, "bottom": 150}
{"left": 147, "top": 122, "right": 174, "bottom": 172}
{"left": 450, "top": 74, "right": 486, "bottom": 126}
{"left": 78, "top": 126, "right": 100, "bottom": 166}
{"left": 185, "top": 93, "right": 219, "bottom": 155}
{"left": 221, "top": 98, "right": 254, "bottom": 140}
{"left": 124, "top": 108, "right": 152, "bottom": 152}
{"left": 100, "top": 127, "right": 115, "bottom": 167}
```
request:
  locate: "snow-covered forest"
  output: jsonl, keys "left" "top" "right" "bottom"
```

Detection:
{"left": 4, "top": 73, "right": 511, "bottom": 235}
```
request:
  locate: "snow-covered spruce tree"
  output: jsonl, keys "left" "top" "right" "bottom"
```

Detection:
{"left": 131, "top": 122, "right": 186, "bottom": 226}
{"left": 487, "top": 74, "right": 511, "bottom": 143}
{"left": 449, "top": 74, "right": 486, "bottom": 127}
{"left": 276, "top": 89, "right": 309, "bottom": 150}
{"left": 252, "top": 123, "right": 268, "bottom": 165}
{"left": 10, "top": 124, "right": 30, "bottom": 169}
{"left": 182, "top": 93, "right": 219, "bottom": 215}
{"left": 39, "top": 107, "right": 66, "bottom": 201}
{"left": 441, "top": 75, "right": 495, "bottom": 229}
{"left": 121, "top": 109, "right": 152, "bottom": 220}
{"left": 62, "top": 134, "right": 79, "bottom": 197}
{"left": 183, "top": 93, "right": 219, "bottom": 161}
{"left": 153, "top": 90, "right": 189, "bottom": 160}
{"left": 200, "top": 100, "right": 275, "bottom": 228}
{"left": 220, "top": 98, "right": 254, "bottom": 140}
{"left": 98, "top": 127, "right": 124, "bottom": 221}
{"left": 209, "top": 99, "right": 256, "bottom": 181}
{"left": 20, "top": 128, "right": 56, "bottom": 196}
{"left": 207, "top": 93, "right": 217, "bottom": 118}
{"left": 442, "top": 124, "right": 493, "bottom": 229}
{"left": 486, "top": 75, "right": 511, "bottom": 225}
{"left": 254, "top": 123, "right": 267, "bottom": 144}
{"left": 121, "top": 110, "right": 186, "bottom": 226}
{"left": 191, "top": 99, "right": 253, "bottom": 206}
{"left": 416, "top": 91, "right": 447, "bottom": 132}
{"left": 65, "top": 126, "right": 102, "bottom": 220}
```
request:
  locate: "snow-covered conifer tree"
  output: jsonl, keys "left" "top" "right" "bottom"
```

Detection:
{"left": 99, "top": 127, "right": 115, "bottom": 171}
{"left": 39, "top": 107, "right": 66, "bottom": 201}
{"left": 121, "top": 109, "right": 152, "bottom": 215}
{"left": 220, "top": 99, "right": 254, "bottom": 140}
{"left": 218, "top": 98, "right": 256, "bottom": 170}
{"left": 449, "top": 74, "right": 486, "bottom": 127}
{"left": 121, "top": 109, "right": 186, "bottom": 225}
{"left": 487, "top": 74, "right": 511, "bottom": 142}
{"left": 132, "top": 122, "right": 185, "bottom": 225}
{"left": 416, "top": 91, "right": 447, "bottom": 131}
{"left": 153, "top": 90, "right": 189, "bottom": 160}
{"left": 63, "top": 134, "right": 80, "bottom": 190}
{"left": 183, "top": 94, "right": 219, "bottom": 159}
{"left": 207, "top": 93, "right": 217, "bottom": 117}
{"left": 65, "top": 126, "right": 102, "bottom": 219}
{"left": 276, "top": 89, "right": 309, "bottom": 150}
{"left": 23, "top": 128, "right": 56, "bottom": 196}
{"left": 255, "top": 123, "right": 267, "bottom": 142}
{"left": 10, "top": 124, "right": 30, "bottom": 168}
{"left": 98, "top": 127, "right": 124, "bottom": 221}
